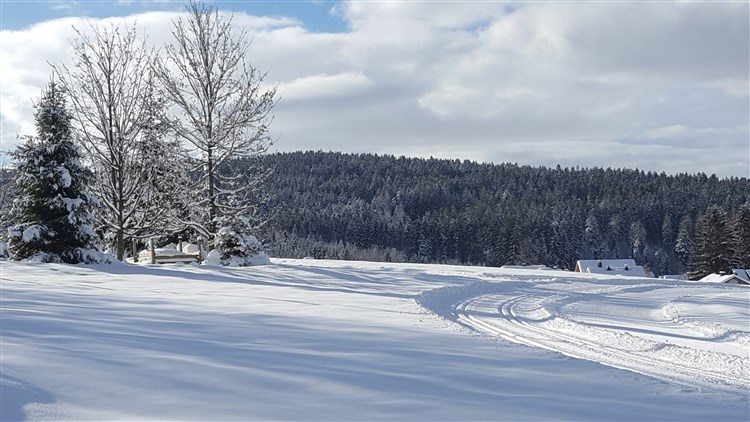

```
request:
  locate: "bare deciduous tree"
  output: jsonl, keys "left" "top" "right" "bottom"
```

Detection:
{"left": 58, "top": 23, "right": 186, "bottom": 260}
{"left": 155, "top": 0, "right": 277, "bottom": 237}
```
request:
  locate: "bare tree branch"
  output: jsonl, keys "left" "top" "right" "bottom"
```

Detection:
{"left": 56, "top": 22, "right": 191, "bottom": 259}
{"left": 155, "top": 0, "right": 277, "bottom": 237}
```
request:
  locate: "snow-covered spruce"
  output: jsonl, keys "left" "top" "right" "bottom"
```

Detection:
{"left": 6, "top": 81, "right": 103, "bottom": 264}
{"left": 209, "top": 228, "right": 270, "bottom": 266}
{"left": 208, "top": 194, "right": 269, "bottom": 266}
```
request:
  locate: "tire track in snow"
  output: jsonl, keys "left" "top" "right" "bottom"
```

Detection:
{"left": 661, "top": 300, "right": 750, "bottom": 347}
{"left": 417, "top": 279, "right": 750, "bottom": 396}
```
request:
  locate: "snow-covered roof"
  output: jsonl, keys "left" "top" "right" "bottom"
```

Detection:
{"left": 577, "top": 259, "right": 637, "bottom": 268}
{"left": 659, "top": 274, "right": 687, "bottom": 280}
{"left": 700, "top": 273, "right": 750, "bottom": 285}
{"left": 501, "top": 264, "right": 553, "bottom": 270}
{"left": 575, "top": 259, "right": 647, "bottom": 277}
{"left": 730, "top": 269, "right": 750, "bottom": 282}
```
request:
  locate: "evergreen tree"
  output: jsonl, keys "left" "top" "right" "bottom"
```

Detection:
{"left": 607, "top": 214, "right": 626, "bottom": 257}
{"left": 689, "top": 207, "right": 733, "bottom": 279}
{"left": 0, "top": 165, "right": 17, "bottom": 248}
{"left": 417, "top": 233, "right": 432, "bottom": 263}
{"left": 629, "top": 220, "right": 647, "bottom": 263}
{"left": 652, "top": 248, "right": 669, "bottom": 276}
{"left": 548, "top": 219, "right": 567, "bottom": 269}
{"left": 7, "top": 81, "right": 100, "bottom": 263}
{"left": 210, "top": 193, "right": 264, "bottom": 266}
{"left": 731, "top": 203, "right": 750, "bottom": 267}
{"left": 482, "top": 217, "right": 506, "bottom": 266}
{"left": 505, "top": 224, "right": 522, "bottom": 265}
{"left": 583, "top": 212, "right": 602, "bottom": 258}
{"left": 675, "top": 215, "right": 693, "bottom": 270}
{"left": 661, "top": 214, "right": 675, "bottom": 250}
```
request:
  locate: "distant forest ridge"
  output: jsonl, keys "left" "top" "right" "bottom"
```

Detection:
{"left": 241, "top": 150, "right": 750, "bottom": 277}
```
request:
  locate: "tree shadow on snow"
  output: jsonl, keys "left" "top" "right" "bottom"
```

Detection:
{"left": 0, "top": 372, "right": 55, "bottom": 422}
{"left": 89, "top": 262, "right": 420, "bottom": 299}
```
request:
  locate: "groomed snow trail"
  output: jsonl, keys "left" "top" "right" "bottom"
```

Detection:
{"left": 3, "top": 260, "right": 749, "bottom": 420}
{"left": 418, "top": 275, "right": 750, "bottom": 396}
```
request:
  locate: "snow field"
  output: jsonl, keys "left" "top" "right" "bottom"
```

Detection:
{"left": 1, "top": 259, "right": 748, "bottom": 421}
{"left": 418, "top": 277, "right": 749, "bottom": 395}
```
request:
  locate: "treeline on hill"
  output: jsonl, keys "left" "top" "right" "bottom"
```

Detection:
{"left": 235, "top": 151, "right": 749, "bottom": 278}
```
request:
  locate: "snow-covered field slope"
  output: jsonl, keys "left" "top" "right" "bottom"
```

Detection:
{"left": 419, "top": 275, "right": 749, "bottom": 395}
{"left": 1, "top": 259, "right": 748, "bottom": 421}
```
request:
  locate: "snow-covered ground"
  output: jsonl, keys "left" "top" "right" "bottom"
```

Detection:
{"left": 1, "top": 259, "right": 748, "bottom": 421}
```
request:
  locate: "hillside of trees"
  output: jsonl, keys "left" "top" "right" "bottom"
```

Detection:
{"left": 238, "top": 151, "right": 749, "bottom": 277}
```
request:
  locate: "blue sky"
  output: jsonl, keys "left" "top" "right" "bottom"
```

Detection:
{"left": 1, "top": 1, "right": 347, "bottom": 32}
{"left": 1, "top": 1, "right": 748, "bottom": 177}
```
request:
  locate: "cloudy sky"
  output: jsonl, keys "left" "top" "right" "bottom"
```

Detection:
{"left": 1, "top": 1, "right": 748, "bottom": 177}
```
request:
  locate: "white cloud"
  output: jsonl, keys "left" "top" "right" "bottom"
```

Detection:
{"left": 1, "top": 1, "right": 748, "bottom": 177}
{"left": 644, "top": 124, "right": 738, "bottom": 140}
{"left": 50, "top": 2, "right": 79, "bottom": 12}
{"left": 641, "top": 124, "right": 749, "bottom": 153}
{"left": 279, "top": 72, "right": 372, "bottom": 102}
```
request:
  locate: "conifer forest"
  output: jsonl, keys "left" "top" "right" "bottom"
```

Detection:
{"left": 241, "top": 151, "right": 750, "bottom": 277}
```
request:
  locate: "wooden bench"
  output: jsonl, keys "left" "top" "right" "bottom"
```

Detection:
{"left": 138, "top": 249, "right": 200, "bottom": 264}
{"left": 152, "top": 253, "right": 200, "bottom": 264}
{"left": 137, "top": 240, "right": 204, "bottom": 264}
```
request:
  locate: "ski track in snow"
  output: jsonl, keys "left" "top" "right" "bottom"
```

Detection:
{"left": 417, "top": 276, "right": 750, "bottom": 396}
{"left": 3, "top": 259, "right": 749, "bottom": 420}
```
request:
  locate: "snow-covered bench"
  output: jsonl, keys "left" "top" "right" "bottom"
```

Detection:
{"left": 137, "top": 242, "right": 203, "bottom": 264}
